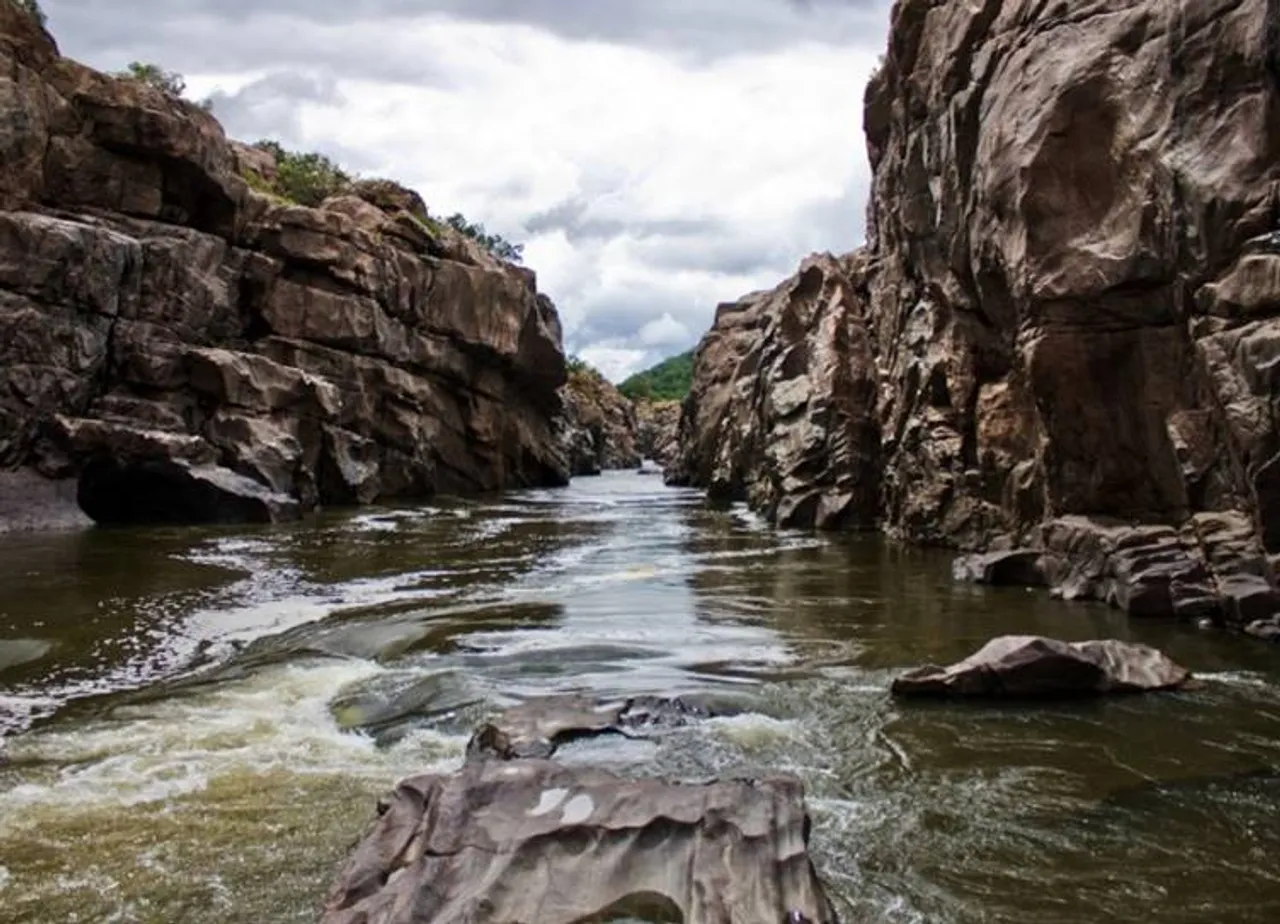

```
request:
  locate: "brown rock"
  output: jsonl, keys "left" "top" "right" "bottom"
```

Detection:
{"left": 891, "top": 636, "right": 1192, "bottom": 698}
{"left": 668, "top": 253, "right": 880, "bottom": 529}
{"left": 636, "top": 398, "right": 681, "bottom": 466}
{"left": 320, "top": 759, "right": 837, "bottom": 924}
{"left": 556, "top": 364, "right": 641, "bottom": 475}
{"left": 0, "top": 15, "right": 570, "bottom": 526}
{"left": 670, "top": 0, "right": 1280, "bottom": 632}
{"left": 465, "top": 694, "right": 713, "bottom": 762}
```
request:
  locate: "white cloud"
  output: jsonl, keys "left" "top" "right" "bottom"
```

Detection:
{"left": 47, "top": 3, "right": 889, "bottom": 382}
{"left": 638, "top": 313, "right": 693, "bottom": 349}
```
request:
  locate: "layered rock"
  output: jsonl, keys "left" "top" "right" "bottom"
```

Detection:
{"left": 0, "top": 6, "right": 569, "bottom": 528}
{"left": 672, "top": 0, "right": 1280, "bottom": 628}
{"left": 556, "top": 364, "right": 641, "bottom": 475}
{"left": 668, "top": 253, "right": 881, "bottom": 529}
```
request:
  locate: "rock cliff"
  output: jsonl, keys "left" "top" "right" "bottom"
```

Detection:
{"left": 557, "top": 364, "right": 642, "bottom": 475}
{"left": 635, "top": 399, "right": 681, "bottom": 467}
{"left": 671, "top": 0, "right": 1280, "bottom": 631}
{"left": 0, "top": 5, "right": 569, "bottom": 527}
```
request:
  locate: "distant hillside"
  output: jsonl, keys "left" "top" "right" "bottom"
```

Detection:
{"left": 618, "top": 350, "right": 694, "bottom": 401}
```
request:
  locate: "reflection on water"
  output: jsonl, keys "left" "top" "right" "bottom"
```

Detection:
{"left": 2, "top": 472, "right": 1280, "bottom": 923}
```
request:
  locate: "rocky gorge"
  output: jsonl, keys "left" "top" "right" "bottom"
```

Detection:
{"left": 0, "top": 4, "right": 573, "bottom": 529}
{"left": 669, "top": 0, "right": 1280, "bottom": 636}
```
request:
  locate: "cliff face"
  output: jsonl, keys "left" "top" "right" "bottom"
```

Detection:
{"left": 0, "top": 7, "right": 569, "bottom": 527}
{"left": 672, "top": 0, "right": 1280, "bottom": 630}
{"left": 557, "top": 367, "right": 641, "bottom": 475}
{"left": 669, "top": 253, "right": 880, "bottom": 528}
{"left": 635, "top": 399, "right": 680, "bottom": 467}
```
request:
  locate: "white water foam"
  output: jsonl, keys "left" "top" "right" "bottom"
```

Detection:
{"left": 0, "top": 659, "right": 465, "bottom": 828}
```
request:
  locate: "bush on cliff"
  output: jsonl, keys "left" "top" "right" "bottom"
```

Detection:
{"left": 114, "top": 61, "right": 214, "bottom": 110}
{"left": 252, "top": 140, "right": 351, "bottom": 207}
{"left": 247, "top": 141, "right": 524, "bottom": 263}
{"left": 443, "top": 213, "right": 524, "bottom": 264}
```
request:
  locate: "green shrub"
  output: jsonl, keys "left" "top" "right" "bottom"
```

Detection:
{"left": 253, "top": 140, "right": 351, "bottom": 207}
{"left": 619, "top": 350, "right": 694, "bottom": 401}
{"left": 444, "top": 213, "right": 524, "bottom": 264}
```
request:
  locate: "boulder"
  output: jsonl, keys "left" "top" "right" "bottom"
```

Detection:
{"left": 952, "top": 550, "right": 1046, "bottom": 587}
{"left": 320, "top": 759, "right": 837, "bottom": 924}
{"left": 891, "top": 636, "right": 1192, "bottom": 698}
{"left": 465, "top": 694, "right": 713, "bottom": 762}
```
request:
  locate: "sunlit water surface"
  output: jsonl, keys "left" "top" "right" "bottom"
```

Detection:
{"left": 2, "top": 473, "right": 1280, "bottom": 923}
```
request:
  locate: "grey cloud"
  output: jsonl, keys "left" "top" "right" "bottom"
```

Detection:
{"left": 525, "top": 197, "right": 723, "bottom": 245}
{"left": 205, "top": 71, "right": 344, "bottom": 142}
{"left": 566, "top": 288, "right": 707, "bottom": 357}
{"left": 44, "top": 0, "right": 892, "bottom": 72}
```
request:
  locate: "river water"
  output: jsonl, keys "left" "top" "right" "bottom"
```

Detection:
{"left": 2, "top": 472, "right": 1280, "bottom": 923}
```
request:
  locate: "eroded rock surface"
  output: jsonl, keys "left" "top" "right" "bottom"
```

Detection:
{"left": 321, "top": 759, "right": 837, "bottom": 924}
{"left": 672, "top": 0, "right": 1280, "bottom": 627}
{"left": 556, "top": 365, "right": 641, "bottom": 476}
{"left": 891, "top": 636, "right": 1192, "bottom": 698}
{"left": 465, "top": 694, "right": 714, "bottom": 761}
{"left": 668, "top": 253, "right": 880, "bottom": 530}
{"left": 0, "top": 7, "right": 569, "bottom": 528}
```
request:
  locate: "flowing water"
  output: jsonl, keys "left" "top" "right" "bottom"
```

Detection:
{"left": 2, "top": 472, "right": 1280, "bottom": 923}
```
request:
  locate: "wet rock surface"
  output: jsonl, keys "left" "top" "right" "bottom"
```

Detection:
{"left": 465, "top": 694, "right": 715, "bottom": 761}
{"left": 671, "top": 0, "right": 1280, "bottom": 630}
{"left": 0, "top": 8, "right": 569, "bottom": 528}
{"left": 892, "top": 636, "right": 1192, "bottom": 699}
{"left": 324, "top": 695, "right": 836, "bottom": 924}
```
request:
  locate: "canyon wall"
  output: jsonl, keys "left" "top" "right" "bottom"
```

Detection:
{"left": 557, "top": 366, "right": 642, "bottom": 476}
{"left": 0, "top": 6, "right": 570, "bottom": 527}
{"left": 671, "top": 0, "right": 1280, "bottom": 631}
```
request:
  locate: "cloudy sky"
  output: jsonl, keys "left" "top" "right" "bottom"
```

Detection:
{"left": 42, "top": 0, "right": 890, "bottom": 381}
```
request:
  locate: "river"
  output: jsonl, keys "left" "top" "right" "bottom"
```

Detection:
{"left": 1, "top": 472, "right": 1279, "bottom": 923}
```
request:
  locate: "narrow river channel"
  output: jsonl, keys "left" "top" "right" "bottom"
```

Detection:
{"left": 2, "top": 473, "right": 1280, "bottom": 923}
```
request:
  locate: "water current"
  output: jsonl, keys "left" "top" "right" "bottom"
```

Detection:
{"left": 2, "top": 472, "right": 1280, "bottom": 923}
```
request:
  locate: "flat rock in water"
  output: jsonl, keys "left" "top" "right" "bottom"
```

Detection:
{"left": 465, "top": 693, "right": 714, "bottom": 761}
{"left": 320, "top": 759, "right": 837, "bottom": 924}
{"left": 891, "top": 635, "right": 1191, "bottom": 698}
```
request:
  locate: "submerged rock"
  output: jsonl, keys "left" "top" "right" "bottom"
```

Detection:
{"left": 891, "top": 636, "right": 1192, "bottom": 698}
{"left": 320, "top": 759, "right": 837, "bottom": 924}
{"left": 465, "top": 694, "right": 713, "bottom": 762}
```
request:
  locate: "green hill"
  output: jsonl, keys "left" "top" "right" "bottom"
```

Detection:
{"left": 618, "top": 350, "right": 695, "bottom": 401}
